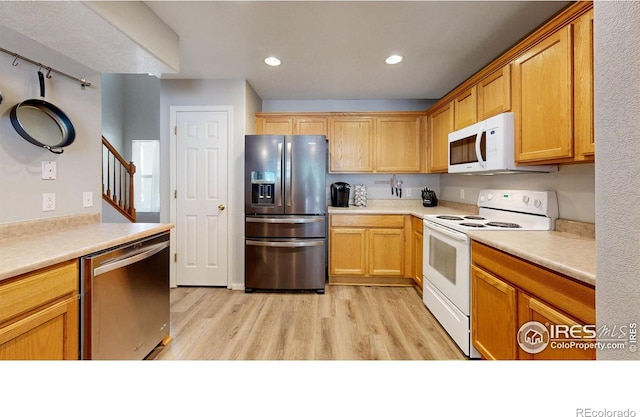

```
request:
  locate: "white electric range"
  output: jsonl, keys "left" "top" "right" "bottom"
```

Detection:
{"left": 422, "top": 190, "right": 558, "bottom": 358}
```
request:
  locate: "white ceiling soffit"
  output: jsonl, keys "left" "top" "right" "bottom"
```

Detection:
{"left": 0, "top": 1, "right": 179, "bottom": 75}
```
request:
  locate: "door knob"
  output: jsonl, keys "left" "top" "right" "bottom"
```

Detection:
{"left": 218, "top": 204, "right": 225, "bottom": 211}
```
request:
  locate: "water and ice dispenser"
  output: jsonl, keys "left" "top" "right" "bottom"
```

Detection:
{"left": 251, "top": 171, "right": 276, "bottom": 206}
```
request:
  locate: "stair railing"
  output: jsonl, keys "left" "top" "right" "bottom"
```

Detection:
{"left": 102, "top": 136, "right": 136, "bottom": 222}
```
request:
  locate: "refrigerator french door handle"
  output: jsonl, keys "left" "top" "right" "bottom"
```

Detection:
{"left": 246, "top": 216, "right": 325, "bottom": 224}
{"left": 246, "top": 240, "right": 324, "bottom": 248}
{"left": 277, "top": 142, "right": 283, "bottom": 207}
{"left": 285, "top": 141, "right": 292, "bottom": 207}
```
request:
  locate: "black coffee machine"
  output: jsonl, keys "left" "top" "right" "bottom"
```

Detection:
{"left": 330, "top": 182, "right": 351, "bottom": 207}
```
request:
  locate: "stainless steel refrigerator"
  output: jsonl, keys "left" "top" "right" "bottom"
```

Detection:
{"left": 244, "top": 135, "right": 327, "bottom": 293}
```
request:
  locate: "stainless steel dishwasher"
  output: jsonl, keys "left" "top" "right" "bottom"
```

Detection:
{"left": 80, "top": 232, "right": 170, "bottom": 360}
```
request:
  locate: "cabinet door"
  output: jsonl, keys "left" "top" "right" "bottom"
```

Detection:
{"left": 518, "top": 292, "right": 595, "bottom": 360}
{"left": 376, "top": 116, "right": 421, "bottom": 172}
{"left": 411, "top": 217, "right": 424, "bottom": 288}
{"left": 329, "top": 117, "right": 375, "bottom": 172}
{"left": 427, "top": 102, "right": 453, "bottom": 173}
{"left": 477, "top": 64, "right": 512, "bottom": 120}
{"left": 368, "top": 229, "right": 404, "bottom": 276}
{"left": 329, "top": 228, "right": 367, "bottom": 276}
{"left": 0, "top": 297, "right": 79, "bottom": 360}
{"left": 453, "top": 86, "right": 477, "bottom": 130}
{"left": 573, "top": 9, "right": 594, "bottom": 161}
{"left": 471, "top": 266, "right": 517, "bottom": 360}
{"left": 513, "top": 26, "right": 573, "bottom": 162}
{"left": 256, "top": 117, "right": 294, "bottom": 135}
{"left": 295, "top": 117, "right": 328, "bottom": 136}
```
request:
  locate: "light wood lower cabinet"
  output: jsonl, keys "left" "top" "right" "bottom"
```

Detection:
{"left": 471, "top": 265, "right": 517, "bottom": 360}
{"left": 471, "top": 241, "right": 595, "bottom": 360}
{"left": 329, "top": 214, "right": 413, "bottom": 286}
{"left": 411, "top": 216, "right": 424, "bottom": 290}
{"left": 0, "top": 260, "right": 79, "bottom": 360}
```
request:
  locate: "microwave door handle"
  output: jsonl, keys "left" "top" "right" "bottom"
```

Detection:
{"left": 475, "top": 127, "right": 486, "bottom": 168}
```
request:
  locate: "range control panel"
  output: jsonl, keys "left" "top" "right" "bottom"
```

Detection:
{"left": 477, "top": 189, "right": 558, "bottom": 218}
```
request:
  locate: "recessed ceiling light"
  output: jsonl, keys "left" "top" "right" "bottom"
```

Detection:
{"left": 264, "top": 57, "right": 281, "bottom": 66}
{"left": 385, "top": 55, "right": 403, "bottom": 65}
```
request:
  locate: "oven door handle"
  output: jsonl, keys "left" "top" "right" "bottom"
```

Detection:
{"left": 475, "top": 126, "right": 486, "bottom": 168}
{"left": 423, "top": 221, "right": 468, "bottom": 242}
{"left": 246, "top": 240, "right": 324, "bottom": 248}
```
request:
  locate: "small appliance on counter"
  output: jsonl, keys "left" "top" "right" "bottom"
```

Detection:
{"left": 421, "top": 187, "right": 438, "bottom": 207}
{"left": 331, "top": 182, "right": 351, "bottom": 207}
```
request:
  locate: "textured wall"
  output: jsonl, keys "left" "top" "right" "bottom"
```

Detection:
{"left": 595, "top": 1, "right": 640, "bottom": 359}
{"left": 0, "top": 27, "right": 102, "bottom": 224}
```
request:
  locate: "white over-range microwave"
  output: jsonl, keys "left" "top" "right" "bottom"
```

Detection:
{"left": 447, "top": 112, "right": 557, "bottom": 174}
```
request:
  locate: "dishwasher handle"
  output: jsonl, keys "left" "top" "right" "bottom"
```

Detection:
{"left": 93, "top": 241, "right": 170, "bottom": 277}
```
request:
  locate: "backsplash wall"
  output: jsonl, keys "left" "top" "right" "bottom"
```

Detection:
{"left": 327, "top": 173, "right": 440, "bottom": 202}
{"left": 439, "top": 163, "right": 595, "bottom": 223}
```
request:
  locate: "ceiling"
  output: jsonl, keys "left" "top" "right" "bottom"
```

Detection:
{"left": 0, "top": 1, "right": 570, "bottom": 101}
{"left": 145, "top": 1, "right": 569, "bottom": 100}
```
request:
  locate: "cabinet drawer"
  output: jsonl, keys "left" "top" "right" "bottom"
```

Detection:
{"left": 0, "top": 260, "right": 78, "bottom": 325}
{"left": 331, "top": 214, "right": 405, "bottom": 228}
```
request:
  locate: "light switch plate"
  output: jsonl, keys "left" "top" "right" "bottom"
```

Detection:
{"left": 83, "top": 191, "right": 93, "bottom": 208}
{"left": 41, "top": 161, "right": 57, "bottom": 180}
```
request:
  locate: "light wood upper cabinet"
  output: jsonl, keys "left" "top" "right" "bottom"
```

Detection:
{"left": 513, "top": 26, "right": 574, "bottom": 163}
{"left": 0, "top": 260, "right": 79, "bottom": 360}
{"left": 376, "top": 116, "right": 421, "bottom": 172}
{"left": 256, "top": 116, "right": 294, "bottom": 135}
{"left": 453, "top": 86, "right": 477, "bottom": 130}
{"left": 256, "top": 112, "right": 425, "bottom": 173}
{"left": 477, "top": 64, "right": 512, "bottom": 120}
{"left": 427, "top": 102, "right": 453, "bottom": 173}
{"left": 573, "top": 8, "right": 595, "bottom": 161}
{"left": 295, "top": 117, "right": 328, "bottom": 136}
{"left": 256, "top": 115, "right": 327, "bottom": 135}
{"left": 329, "top": 116, "right": 375, "bottom": 172}
{"left": 423, "top": 2, "right": 593, "bottom": 166}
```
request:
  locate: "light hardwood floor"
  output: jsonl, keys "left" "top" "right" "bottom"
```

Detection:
{"left": 153, "top": 285, "right": 466, "bottom": 360}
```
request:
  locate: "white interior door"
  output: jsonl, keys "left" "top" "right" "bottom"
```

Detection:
{"left": 175, "top": 110, "right": 228, "bottom": 286}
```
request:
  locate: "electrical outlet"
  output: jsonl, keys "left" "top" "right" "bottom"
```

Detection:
{"left": 41, "top": 161, "right": 57, "bottom": 180}
{"left": 460, "top": 189, "right": 465, "bottom": 199}
{"left": 405, "top": 187, "right": 412, "bottom": 197}
{"left": 83, "top": 191, "right": 93, "bottom": 208}
{"left": 43, "top": 193, "right": 56, "bottom": 211}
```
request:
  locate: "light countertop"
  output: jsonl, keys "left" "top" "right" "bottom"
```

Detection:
{"left": 0, "top": 222, "right": 173, "bottom": 281}
{"left": 328, "top": 199, "right": 474, "bottom": 218}
{"left": 468, "top": 230, "right": 596, "bottom": 286}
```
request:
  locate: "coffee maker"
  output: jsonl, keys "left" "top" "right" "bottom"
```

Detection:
{"left": 330, "top": 182, "right": 351, "bottom": 207}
